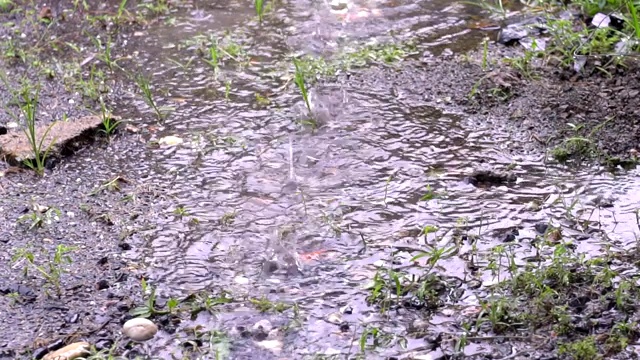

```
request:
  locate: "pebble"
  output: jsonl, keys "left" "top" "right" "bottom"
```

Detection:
{"left": 251, "top": 319, "right": 273, "bottom": 339}
{"left": 233, "top": 275, "right": 249, "bottom": 285}
{"left": 325, "top": 312, "right": 343, "bottom": 325}
{"left": 256, "top": 339, "right": 283, "bottom": 354}
{"left": 122, "top": 318, "right": 158, "bottom": 341}
{"left": 158, "top": 135, "right": 183, "bottom": 146}
{"left": 42, "top": 342, "right": 90, "bottom": 360}
{"left": 591, "top": 13, "right": 610, "bottom": 28}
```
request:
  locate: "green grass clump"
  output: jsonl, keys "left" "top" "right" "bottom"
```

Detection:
{"left": 17, "top": 84, "right": 57, "bottom": 175}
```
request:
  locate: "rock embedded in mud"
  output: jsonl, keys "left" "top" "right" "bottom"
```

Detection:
{"left": 325, "top": 312, "right": 344, "bottom": 325}
{"left": 157, "top": 135, "right": 183, "bottom": 147}
{"left": 251, "top": 319, "right": 273, "bottom": 340}
{"left": 0, "top": 116, "right": 107, "bottom": 165}
{"left": 122, "top": 318, "right": 158, "bottom": 341}
{"left": 465, "top": 168, "right": 516, "bottom": 187}
{"left": 0, "top": 282, "right": 36, "bottom": 301}
{"left": 497, "top": 17, "right": 545, "bottom": 45}
{"left": 95, "top": 279, "right": 110, "bottom": 290}
{"left": 498, "top": 26, "right": 528, "bottom": 45}
{"left": 255, "top": 339, "right": 283, "bottom": 354}
{"left": 42, "top": 342, "right": 90, "bottom": 360}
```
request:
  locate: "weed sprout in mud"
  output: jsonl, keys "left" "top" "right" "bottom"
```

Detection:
{"left": 91, "top": 34, "right": 118, "bottom": 71}
{"left": 14, "top": 83, "right": 57, "bottom": 176}
{"left": 98, "top": 97, "right": 121, "bottom": 137}
{"left": 12, "top": 243, "right": 76, "bottom": 295}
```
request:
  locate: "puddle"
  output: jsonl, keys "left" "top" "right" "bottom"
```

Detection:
{"left": 2, "top": 0, "right": 640, "bottom": 358}
{"left": 83, "top": 1, "right": 640, "bottom": 358}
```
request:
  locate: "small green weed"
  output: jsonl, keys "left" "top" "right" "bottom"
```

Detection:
{"left": 98, "top": 97, "right": 121, "bottom": 137}
{"left": 173, "top": 205, "right": 189, "bottom": 217}
{"left": 138, "top": 0, "right": 169, "bottom": 15}
{"left": 0, "top": 0, "right": 14, "bottom": 13}
{"left": 250, "top": 297, "right": 291, "bottom": 313}
{"left": 559, "top": 336, "right": 600, "bottom": 360}
{"left": 90, "top": 35, "right": 119, "bottom": 71}
{"left": 464, "top": 0, "right": 507, "bottom": 19}
{"left": 204, "top": 40, "right": 220, "bottom": 74}
{"left": 17, "top": 204, "right": 61, "bottom": 230}
{"left": 293, "top": 58, "right": 313, "bottom": 117}
{"left": 255, "top": 0, "right": 265, "bottom": 22}
{"left": 135, "top": 73, "right": 167, "bottom": 121}
{"left": 130, "top": 280, "right": 175, "bottom": 318}
{"left": 12, "top": 244, "right": 76, "bottom": 294}
{"left": 13, "top": 83, "right": 57, "bottom": 175}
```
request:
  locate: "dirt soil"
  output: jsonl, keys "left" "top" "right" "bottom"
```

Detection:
{"left": 420, "top": 44, "right": 640, "bottom": 166}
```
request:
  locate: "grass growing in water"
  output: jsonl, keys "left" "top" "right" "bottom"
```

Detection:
{"left": 293, "top": 58, "right": 312, "bottom": 116}
{"left": 204, "top": 39, "right": 220, "bottom": 74}
{"left": 254, "top": 0, "right": 265, "bottom": 22}
{"left": 135, "top": 73, "right": 165, "bottom": 121}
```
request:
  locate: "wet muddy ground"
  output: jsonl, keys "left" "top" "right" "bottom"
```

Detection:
{"left": 2, "top": 0, "right": 640, "bottom": 359}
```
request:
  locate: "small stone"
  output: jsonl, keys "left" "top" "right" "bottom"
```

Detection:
{"left": 122, "top": 318, "right": 158, "bottom": 341}
{"left": 526, "top": 201, "right": 541, "bottom": 212}
{"left": 251, "top": 319, "right": 273, "bottom": 340}
{"left": 591, "top": 13, "right": 610, "bottom": 28}
{"left": 587, "top": 194, "right": 615, "bottom": 208}
{"left": 498, "top": 26, "right": 529, "bottom": 45}
{"left": 94, "top": 338, "right": 113, "bottom": 351}
{"left": 325, "top": 312, "right": 343, "bottom": 325}
{"left": 65, "top": 313, "right": 80, "bottom": 324}
{"left": 340, "top": 304, "right": 353, "bottom": 314}
{"left": 256, "top": 339, "right": 283, "bottom": 354}
{"left": 157, "top": 135, "right": 183, "bottom": 146}
{"left": 96, "top": 279, "right": 109, "bottom": 290}
{"left": 502, "top": 228, "right": 518, "bottom": 242}
{"left": 42, "top": 342, "right": 90, "bottom": 360}
{"left": 534, "top": 223, "right": 549, "bottom": 234}
{"left": 267, "top": 328, "right": 281, "bottom": 339}
{"left": 233, "top": 275, "right": 249, "bottom": 285}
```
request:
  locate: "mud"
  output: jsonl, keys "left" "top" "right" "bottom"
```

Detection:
{"left": 1, "top": 1, "right": 640, "bottom": 360}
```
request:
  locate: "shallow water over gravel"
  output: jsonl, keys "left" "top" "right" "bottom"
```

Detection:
{"left": 95, "top": 0, "right": 640, "bottom": 357}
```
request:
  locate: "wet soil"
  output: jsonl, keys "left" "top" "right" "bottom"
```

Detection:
{"left": 1, "top": 1, "right": 640, "bottom": 360}
{"left": 425, "top": 44, "right": 640, "bottom": 166}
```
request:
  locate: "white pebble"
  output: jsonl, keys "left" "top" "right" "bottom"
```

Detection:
{"left": 122, "top": 317, "right": 158, "bottom": 341}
